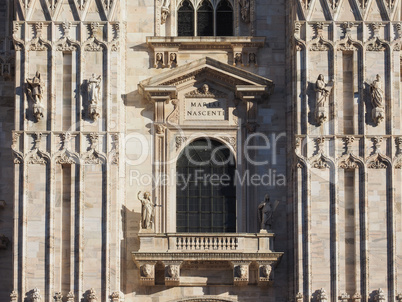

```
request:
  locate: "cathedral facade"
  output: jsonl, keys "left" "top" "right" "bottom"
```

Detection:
{"left": 0, "top": 0, "right": 401, "bottom": 301}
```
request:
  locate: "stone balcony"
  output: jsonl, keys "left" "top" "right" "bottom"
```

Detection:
{"left": 132, "top": 233, "right": 283, "bottom": 287}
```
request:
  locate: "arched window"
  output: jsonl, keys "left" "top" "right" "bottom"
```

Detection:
{"left": 177, "top": 0, "right": 233, "bottom": 37}
{"left": 176, "top": 138, "right": 236, "bottom": 233}
{"left": 178, "top": 0, "right": 195, "bottom": 36}
{"left": 197, "top": 0, "right": 213, "bottom": 36}
{"left": 216, "top": 0, "right": 233, "bottom": 36}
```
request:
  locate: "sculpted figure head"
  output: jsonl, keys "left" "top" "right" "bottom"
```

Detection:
{"left": 167, "top": 265, "right": 179, "bottom": 278}
{"left": 202, "top": 84, "right": 209, "bottom": 94}
{"left": 261, "top": 264, "right": 272, "bottom": 278}
{"left": 236, "top": 265, "right": 248, "bottom": 279}
{"left": 140, "top": 264, "right": 153, "bottom": 277}
{"left": 318, "top": 74, "right": 324, "bottom": 81}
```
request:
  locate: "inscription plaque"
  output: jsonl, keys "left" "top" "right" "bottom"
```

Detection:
{"left": 185, "top": 98, "right": 227, "bottom": 121}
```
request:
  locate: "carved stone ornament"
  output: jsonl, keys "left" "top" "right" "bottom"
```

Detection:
{"left": 155, "top": 52, "right": 164, "bottom": 68}
{"left": 233, "top": 264, "right": 249, "bottom": 286}
{"left": 397, "top": 293, "right": 402, "bottom": 301}
{"left": 374, "top": 288, "right": 386, "bottom": 301}
{"left": 234, "top": 52, "right": 243, "bottom": 66}
{"left": 169, "top": 52, "right": 177, "bottom": 67}
{"left": 110, "top": 133, "right": 120, "bottom": 165}
{"left": 111, "top": 291, "right": 124, "bottom": 302}
{"left": 10, "top": 290, "right": 17, "bottom": 302}
{"left": 154, "top": 123, "right": 166, "bottom": 134}
{"left": 32, "top": 288, "right": 42, "bottom": 302}
{"left": 296, "top": 292, "right": 303, "bottom": 302}
{"left": 56, "top": 22, "right": 77, "bottom": 51}
{"left": 185, "top": 84, "right": 226, "bottom": 98}
{"left": 26, "top": 133, "right": 49, "bottom": 165}
{"left": 66, "top": 291, "right": 74, "bottom": 302}
{"left": 315, "top": 74, "right": 334, "bottom": 125}
{"left": 258, "top": 194, "right": 273, "bottom": 231}
{"left": 167, "top": 264, "right": 180, "bottom": 279}
{"left": 260, "top": 264, "right": 272, "bottom": 281}
{"left": 161, "top": 0, "right": 170, "bottom": 24}
{"left": 339, "top": 293, "right": 350, "bottom": 302}
{"left": 55, "top": 150, "right": 76, "bottom": 165}
{"left": 248, "top": 52, "right": 257, "bottom": 66}
{"left": 370, "top": 74, "right": 385, "bottom": 125}
{"left": 137, "top": 191, "right": 155, "bottom": 230}
{"left": 317, "top": 288, "right": 328, "bottom": 301}
{"left": 140, "top": 264, "right": 154, "bottom": 278}
{"left": 352, "top": 293, "right": 362, "bottom": 301}
{"left": 87, "top": 74, "right": 102, "bottom": 121}
{"left": 367, "top": 154, "right": 388, "bottom": 169}
{"left": 239, "top": 0, "right": 250, "bottom": 23}
{"left": 166, "top": 99, "right": 179, "bottom": 124}
{"left": 53, "top": 292, "right": 63, "bottom": 302}
{"left": 87, "top": 288, "right": 97, "bottom": 302}
{"left": 176, "top": 136, "right": 187, "bottom": 151}
{"left": 26, "top": 71, "right": 45, "bottom": 122}
{"left": 339, "top": 154, "right": 358, "bottom": 169}
{"left": 29, "top": 22, "right": 49, "bottom": 51}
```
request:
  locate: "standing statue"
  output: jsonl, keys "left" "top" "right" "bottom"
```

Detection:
{"left": 87, "top": 74, "right": 101, "bottom": 121}
{"left": 258, "top": 194, "right": 273, "bottom": 231}
{"left": 137, "top": 191, "right": 155, "bottom": 229}
{"left": 26, "top": 71, "right": 45, "bottom": 121}
{"left": 88, "top": 74, "right": 101, "bottom": 104}
{"left": 370, "top": 74, "right": 384, "bottom": 125}
{"left": 239, "top": 0, "right": 250, "bottom": 23}
{"left": 314, "top": 74, "right": 333, "bottom": 125}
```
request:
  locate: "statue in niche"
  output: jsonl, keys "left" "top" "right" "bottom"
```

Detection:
{"left": 140, "top": 264, "right": 153, "bottom": 278}
{"left": 370, "top": 74, "right": 385, "bottom": 125}
{"left": 314, "top": 74, "right": 333, "bottom": 125}
{"left": 248, "top": 53, "right": 257, "bottom": 66}
{"left": 261, "top": 264, "right": 272, "bottom": 279}
{"left": 155, "top": 52, "right": 164, "bottom": 68}
{"left": 258, "top": 194, "right": 274, "bottom": 232}
{"left": 88, "top": 74, "right": 101, "bottom": 103}
{"left": 235, "top": 265, "right": 248, "bottom": 279}
{"left": 239, "top": 0, "right": 250, "bottom": 23}
{"left": 234, "top": 52, "right": 243, "bottom": 66}
{"left": 26, "top": 71, "right": 45, "bottom": 121}
{"left": 167, "top": 265, "right": 179, "bottom": 278}
{"left": 87, "top": 74, "right": 101, "bottom": 121}
{"left": 161, "top": 0, "right": 170, "bottom": 24}
{"left": 169, "top": 52, "right": 177, "bottom": 67}
{"left": 137, "top": 191, "right": 155, "bottom": 229}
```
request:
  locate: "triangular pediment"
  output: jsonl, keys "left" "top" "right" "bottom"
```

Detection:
{"left": 138, "top": 57, "right": 274, "bottom": 95}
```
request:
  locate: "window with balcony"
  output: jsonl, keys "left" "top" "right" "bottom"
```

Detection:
{"left": 176, "top": 138, "right": 236, "bottom": 233}
{"left": 178, "top": 0, "right": 233, "bottom": 37}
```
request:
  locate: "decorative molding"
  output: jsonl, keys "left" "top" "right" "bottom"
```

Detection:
{"left": 28, "top": 23, "right": 50, "bottom": 51}
{"left": 176, "top": 136, "right": 187, "bottom": 151}
{"left": 220, "top": 136, "right": 237, "bottom": 152}
{"left": 185, "top": 85, "right": 227, "bottom": 98}
{"left": 166, "top": 99, "right": 179, "bottom": 125}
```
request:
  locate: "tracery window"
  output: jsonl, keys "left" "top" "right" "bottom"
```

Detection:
{"left": 177, "top": 0, "right": 233, "bottom": 37}
{"left": 176, "top": 138, "right": 236, "bottom": 233}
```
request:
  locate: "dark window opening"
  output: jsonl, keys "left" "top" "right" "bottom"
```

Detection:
{"left": 176, "top": 138, "right": 236, "bottom": 233}
{"left": 178, "top": 0, "right": 195, "bottom": 36}
{"left": 216, "top": 0, "right": 233, "bottom": 36}
{"left": 197, "top": 0, "right": 213, "bottom": 36}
